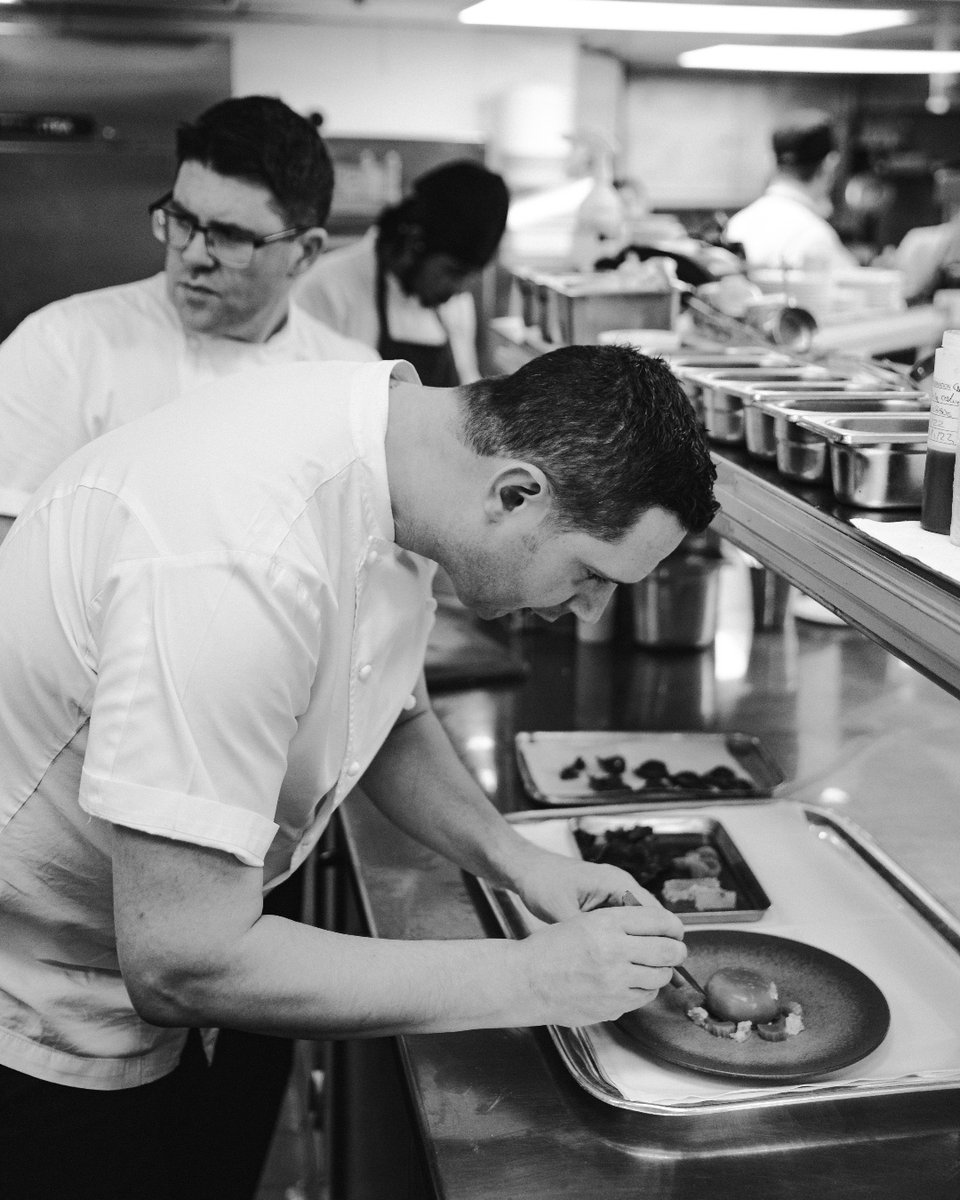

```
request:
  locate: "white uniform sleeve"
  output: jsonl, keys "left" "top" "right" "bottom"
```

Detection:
{"left": 893, "top": 225, "right": 952, "bottom": 302}
{"left": 0, "top": 308, "right": 94, "bottom": 516}
{"left": 79, "top": 553, "right": 324, "bottom": 866}
{"left": 441, "top": 292, "right": 481, "bottom": 383}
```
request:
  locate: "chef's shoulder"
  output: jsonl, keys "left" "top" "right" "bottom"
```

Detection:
{"left": 1, "top": 273, "right": 177, "bottom": 356}
{"left": 291, "top": 307, "right": 380, "bottom": 362}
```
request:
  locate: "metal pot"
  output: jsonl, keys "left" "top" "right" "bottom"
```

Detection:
{"left": 632, "top": 554, "right": 722, "bottom": 650}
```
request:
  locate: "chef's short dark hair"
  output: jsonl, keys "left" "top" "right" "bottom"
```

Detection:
{"left": 460, "top": 345, "right": 718, "bottom": 540}
{"left": 379, "top": 160, "right": 509, "bottom": 268}
{"left": 176, "top": 95, "right": 334, "bottom": 227}
{"left": 773, "top": 111, "right": 837, "bottom": 182}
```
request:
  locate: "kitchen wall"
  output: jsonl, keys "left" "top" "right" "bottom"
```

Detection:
{"left": 622, "top": 69, "right": 858, "bottom": 214}
{"left": 0, "top": 30, "right": 230, "bottom": 338}
{"left": 231, "top": 20, "right": 579, "bottom": 143}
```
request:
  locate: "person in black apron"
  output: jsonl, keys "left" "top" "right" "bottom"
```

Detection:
{"left": 375, "top": 250, "right": 461, "bottom": 386}
{"left": 373, "top": 160, "right": 509, "bottom": 386}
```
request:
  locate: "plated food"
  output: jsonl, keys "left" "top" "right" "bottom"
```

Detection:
{"left": 618, "top": 930, "right": 890, "bottom": 1082}
{"left": 680, "top": 967, "right": 805, "bottom": 1043}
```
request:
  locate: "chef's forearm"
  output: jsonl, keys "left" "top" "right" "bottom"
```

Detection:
{"left": 361, "top": 705, "right": 539, "bottom": 890}
{"left": 125, "top": 913, "right": 533, "bottom": 1038}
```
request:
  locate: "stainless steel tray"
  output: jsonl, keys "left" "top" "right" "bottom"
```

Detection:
{"left": 480, "top": 801, "right": 960, "bottom": 1115}
{"left": 572, "top": 811, "right": 771, "bottom": 922}
{"left": 515, "top": 730, "right": 782, "bottom": 806}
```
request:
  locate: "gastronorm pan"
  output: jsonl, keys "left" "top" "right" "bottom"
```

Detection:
{"left": 790, "top": 412, "right": 929, "bottom": 508}
{"left": 749, "top": 389, "right": 926, "bottom": 465}
{"left": 669, "top": 352, "right": 793, "bottom": 420}
{"left": 691, "top": 366, "right": 844, "bottom": 444}
{"left": 571, "top": 811, "right": 771, "bottom": 923}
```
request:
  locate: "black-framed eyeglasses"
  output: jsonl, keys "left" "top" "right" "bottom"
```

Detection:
{"left": 148, "top": 193, "right": 309, "bottom": 268}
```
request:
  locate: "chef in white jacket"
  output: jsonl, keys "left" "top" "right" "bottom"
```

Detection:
{"left": 725, "top": 111, "right": 858, "bottom": 274}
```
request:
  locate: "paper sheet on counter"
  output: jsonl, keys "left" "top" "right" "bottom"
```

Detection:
{"left": 850, "top": 518, "right": 960, "bottom": 584}
{"left": 507, "top": 802, "right": 960, "bottom": 1111}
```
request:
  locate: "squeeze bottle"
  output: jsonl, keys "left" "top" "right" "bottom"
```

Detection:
{"left": 921, "top": 328, "right": 960, "bottom": 533}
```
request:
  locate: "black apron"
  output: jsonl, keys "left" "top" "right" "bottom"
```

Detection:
{"left": 375, "top": 259, "right": 460, "bottom": 387}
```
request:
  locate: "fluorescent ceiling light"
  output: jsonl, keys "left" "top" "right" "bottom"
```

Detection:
{"left": 459, "top": 1, "right": 911, "bottom": 37}
{"left": 680, "top": 44, "right": 960, "bottom": 73}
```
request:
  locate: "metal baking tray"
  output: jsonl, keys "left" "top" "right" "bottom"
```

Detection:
{"left": 572, "top": 811, "right": 771, "bottom": 922}
{"left": 479, "top": 801, "right": 960, "bottom": 1115}
{"left": 515, "top": 730, "right": 783, "bottom": 806}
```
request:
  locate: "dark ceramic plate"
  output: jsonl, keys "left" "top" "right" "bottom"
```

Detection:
{"left": 618, "top": 929, "right": 890, "bottom": 1082}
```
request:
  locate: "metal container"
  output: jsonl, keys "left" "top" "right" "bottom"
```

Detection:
{"left": 511, "top": 267, "right": 542, "bottom": 330}
{"left": 748, "top": 389, "right": 925, "bottom": 463}
{"left": 694, "top": 366, "right": 841, "bottom": 445}
{"left": 631, "top": 553, "right": 722, "bottom": 649}
{"left": 668, "top": 351, "right": 792, "bottom": 420}
{"left": 791, "top": 413, "right": 930, "bottom": 508}
{"left": 530, "top": 272, "right": 678, "bottom": 345}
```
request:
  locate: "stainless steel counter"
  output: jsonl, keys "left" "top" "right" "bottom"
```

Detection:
{"left": 333, "top": 553, "right": 960, "bottom": 1199}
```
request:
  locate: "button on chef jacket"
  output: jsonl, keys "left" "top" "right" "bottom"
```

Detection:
{"left": 0, "top": 358, "right": 436, "bottom": 1090}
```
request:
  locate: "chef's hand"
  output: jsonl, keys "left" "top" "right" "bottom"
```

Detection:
{"left": 510, "top": 845, "right": 659, "bottom": 924}
{"left": 515, "top": 904, "right": 686, "bottom": 1027}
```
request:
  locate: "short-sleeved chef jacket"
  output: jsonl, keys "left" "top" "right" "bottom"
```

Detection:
{"left": 0, "top": 358, "right": 436, "bottom": 1090}
{"left": 0, "top": 272, "right": 379, "bottom": 518}
{"left": 724, "top": 179, "right": 858, "bottom": 273}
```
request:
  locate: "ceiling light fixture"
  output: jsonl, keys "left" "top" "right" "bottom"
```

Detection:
{"left": 679, "top": 44, "right": 960, "bottom": 73}
{"left": 459, "top": 1, "right": 911, "bottom": 37}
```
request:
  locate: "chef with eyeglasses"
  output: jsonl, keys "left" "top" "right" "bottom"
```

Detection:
{"left": 0, "top": 93, "right": 377, "bottom": 1199}
{"left": 0, "top": 93, "right": 376, "bottom": 543}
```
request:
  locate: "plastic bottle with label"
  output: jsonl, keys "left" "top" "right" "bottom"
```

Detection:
{"left": 921, "top": 327, "right": 960, "bottom": 533}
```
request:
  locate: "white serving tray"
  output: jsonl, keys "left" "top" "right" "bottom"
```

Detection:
{"left": 481, "top": 800, "right": 960, "bottom": 1115}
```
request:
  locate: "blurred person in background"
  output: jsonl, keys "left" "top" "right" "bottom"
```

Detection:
{"left": 0, "top": 94, "right": 376, "bottom": 544}
{"left": 725, "top": 110, "right": 859, "bottom": 274}
{"left": 295, "top": 158, "right": 509, "bottom": 385}
{"left": 888, "top": 165, "right": 960, "bottom": 304}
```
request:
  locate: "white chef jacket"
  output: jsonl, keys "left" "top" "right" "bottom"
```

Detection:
{"left": 0, "top": 273, "right": 379, "bottom": 518}
{"left": 725, "top": 179, "right": 858, "bottom": 273}
{"left": 891, "top": 221, "right": 960, "bottom": 303}
{"left": 294, "top": 229, "right": 480, "bottom": 383}
{"left": 0, "top": 358, "right": 436, "bottom": 1090}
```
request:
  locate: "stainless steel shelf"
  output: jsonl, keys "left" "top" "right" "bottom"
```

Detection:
{"left": 712, "top": 448, "right": 960, "bottom": 700}
{"left": 489, "top": 316, "right": 960, "bottom": 696}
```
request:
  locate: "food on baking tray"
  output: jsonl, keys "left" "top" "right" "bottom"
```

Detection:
{"left": 681, "top": 968, "right": 805, "bottom": 1042}
{"left": 559, "top": 756, "right": 586, "bottom": 780}
{"left": 559, "top": 751, "right": 756, "bottom": 794}
{"left": 573, "top": 824, "right": 740, "bottom": 912}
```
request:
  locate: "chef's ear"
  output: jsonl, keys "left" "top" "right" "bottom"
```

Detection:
{"left": 485, "top": 464, "right": 551, "bottom": 523}
{"left": 289, "top": 227, "right": 328, "bottom": 276}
